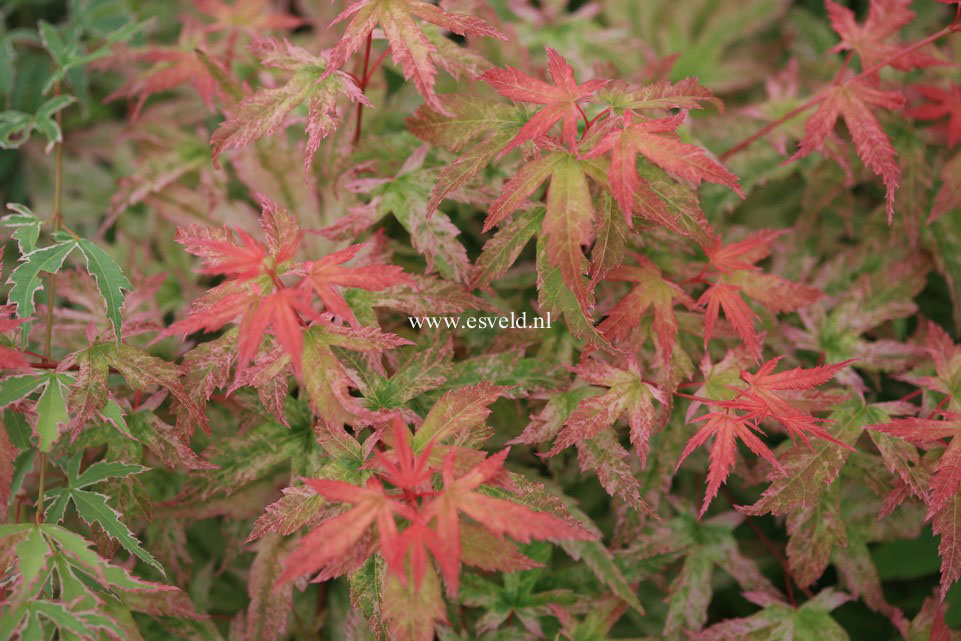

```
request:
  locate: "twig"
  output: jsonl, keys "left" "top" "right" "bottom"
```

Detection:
{"left": 721, "top": 486, "right": 813, "bottom": 606}
{"left": 353, "top": 32, "right": 373, "bottom": 146}
{"left": 36, "top": 83, "right": 67, "bottom": 525}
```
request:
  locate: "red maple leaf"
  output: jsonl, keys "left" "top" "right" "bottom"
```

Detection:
{"left": 908, "top": 84, "right": 961, "bottom": 149}
{"left": 103, "top": 21, "right": 222, "bottom": 120}
{"left": 174, "top": 226, "right": 270, "bottom": 281}
{"left": 703, "top": 229, "right": 787, "bottom": 275}
{"left": 586, "top": 112, "right": 743, "bottom": 223}
{"left": 789, "top": 80, "right": 905, "bottom": 222}
{"left": 481, "top": 47, "right": 609, "bottom": 157}
{"left": 866, "top": 416, "right": 961, "bottom": 517}
{"left": 598, "top": 256, "right": 694, "bottom": 368}
{"left": 301, "top": 243, "right": 414, "bottom": 327}
{"left": 698, "top": 283, "right": 762, "bottom": 358}
{"left": 319, "top": 0, "right": 505, "bottom": 112}
{"left": 826, "top": 0, "right": 944, "bottom": 77}
{"left": 679, "top": 358, "right": 851, "bottom": 516}
{"left": 370, "top": 417, "right": 437, "bottom": 495}
{"left": 724, "top": 357, "right": 857, "bottom": 448}
{"left": 276, "top": 475, "right": 409, "bottom": 585}
{"left": 676, "top": 411, "right": 784, "bottom": 518}
{"left": 195, "top": 0, "right": 305, "bottom": 35}
{"left": 278, "top": 416, "right": 592, "bottom": 595}
{"left": 234, "top": 287, "right": 319, "bottom": 376}
{"left": 163, "top": 196, "right": 311, "bottom": 376}
{"left": 697, "top": 231, "right": 821, "bottom": 357}
{"left": 422, "top": 448, "right": 594, "bottom": 596}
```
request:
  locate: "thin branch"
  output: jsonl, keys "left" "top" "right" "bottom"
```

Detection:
{"left": 42, "top": 87, "right": 66, "bottom": 361}
{"left": 36, "top": 83, "right": 67, "bottom": 526}
{"left": 721, "top": 486, "right": 814, "bottom": 606}
{"left": 364, "top": 46, "right": 390, "bottom": 87}
{"left": 353, "top": 32, "right": 373, "bottom": 146}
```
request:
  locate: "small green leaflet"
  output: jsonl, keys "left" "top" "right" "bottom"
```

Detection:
{"left": 100, "top": 398, "right": 130, "bottom": 436}
{"left": 35, "top": 372, "right": 73, "bottom": 452}
{"left": 6, "top": 224, "right": 131, "bottom": 345}
{"left": 7, "top": 239, "right": 76, "bottom": 346}
{"left": 38, "top": 17, "right": 145, "bottom": 99}
{"left": 44, "top": 453, "right": 161, "bottom": 573}
{"left": 2, "top": 203, "right": 42, "bottom": 253}
{"left": 15, "top": 527, "right": 47, "bottom": 589}
{"left": 76, "top": 237, "right": 133, "bottom": 343}
{"left": 0, "top": 94, "right": 76, "bottom": 151}
{"left": 0, "top": 374, "right": 43, "bottom": 409}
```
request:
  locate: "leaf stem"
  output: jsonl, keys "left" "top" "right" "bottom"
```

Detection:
{"left": 721, "top": 486, "right": 812, "bottom": 605}
{"left": 36, "top": 86, "right": 66, "bottom": 526}
{"left": 42, "top": 90, "right": 65, "bottom": 361}
{"left": 364, "top": 47, "right": 390, "bottom": 87}
{"left": 35, "top": 453, "right": 45, "bottom": 524}
{"left": 353, "top": 32, "right": 373, "bottom": 146}
{"left": 719, "top": 98, "right": 822, "bottom": 162}
{"left": 575, "top": 102, "right": 589, "bottom": 139}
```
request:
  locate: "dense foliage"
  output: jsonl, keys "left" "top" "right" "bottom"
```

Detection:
{"left": 2, "top": 0, "right": 961, "bottom": 639}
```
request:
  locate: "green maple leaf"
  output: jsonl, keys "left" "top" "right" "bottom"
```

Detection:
{"left": 0, "top": 374, "right": 44, "bottom": 409}
{"left": 75, "top": 237, "right": 133, "bottom": 343}
{"left": 0, "top": 95, "right": 76, "bottom": 151}
{"left": 35, "top": 372, "right": 74, "bottom": 452}
{"left": 2, "top": 203, "right": 42, "bottom": 253}
{"left": 6, "top": 224, "right": 131, "bottom": 345}
{"left": 7, "top": 238, "right": 77, "bottom": 346}
{"left": 43, "top": 453, "right": 162, "bottom": 573}
{"left": 694, "top": 589, "right": 851, "bottom": 641}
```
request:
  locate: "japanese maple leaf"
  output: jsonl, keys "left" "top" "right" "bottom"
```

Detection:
{"left": 371, "top": 416, "right": 437, "bottom": 494}
{"left": 703, "top": 229, "right": 786, "bottom": 275}
{"left": 163, "top": 196, "right": 314, "bottom": 376}
{"left": 211, "top": 38, "right": 371, "bottom": 181}
{"left": 908, "top": 84, "right": 961, "bottom": 149}
{"left": 698, "top": 231, "right": 821, "bottom": 356}
{"left": 195, "top": 0, "right": 304, "bottom": 35}
{"left": 480, "top": 47, "right": 609, "bottom": 157}
{"left": 423, "top": 448, "right": 594, "bottom": 596}
{"left": 586, "top": 112, "right": 743, "bottom": 223}
{"left": 235, "top": 287, "right": 320, "bottom": 376}
{"left": 907, "top": 84, "right": 961, "bottom": 223}
{"left": 789, "top": 80, "right": 905, "bottom": 222}
{"left": 598, "top": 256, "right": 693, "bottom": 368}
{"left": 301, "top": 242, "right": 414, "bottom": 327}
{"left": 826, "top": 0, "right": 944, "bottom": 78}
{"left": 481, "top": 149, "right": 597, "bottom": 316}
{"left": 174, "top": 226, "right": 272, "bottom": 281}
{"left": 676, "top": 411, "right": 784, "bottom": 518}
{"left": 103, "top": 21, "right": 220, "bottom": 121}
{"left": 900, "top": 321, "right": 961, "bottom": 402}
{"left": 173, "top": 196, "right": 300, "bottom": 282}
{"left": 277, "top": 476, "right": 409, "bottom": 585}
{"left": 867, "top": 415, "right": 961, "bottom": 517}
{"left": 698, "top": 283, "right": 762, "bottom": 358}
{"left": 547, "top": 357, "right": 665, "bottom": 465}
{"left": 865, "top": 413, "right": 961, "bottom": 599}
{"left": 319, "top": 0, "right": 506, "bottom": 113}
{"left": 726, "top": 357, "right": 856, "bottom": 448}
